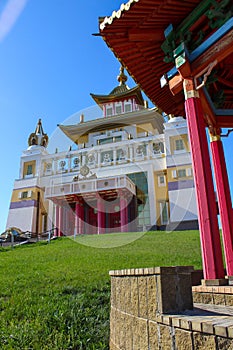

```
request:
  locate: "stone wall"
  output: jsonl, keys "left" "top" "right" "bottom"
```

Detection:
{"left": 109, "top": 267, "right": 233, "bottom": 350}
{"left": 193, "top": 285, "right": 233, "bottom": 306}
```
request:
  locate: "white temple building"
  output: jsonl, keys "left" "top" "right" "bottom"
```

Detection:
{"left": 6, "top": 67, "right": 198, "bottom": 235}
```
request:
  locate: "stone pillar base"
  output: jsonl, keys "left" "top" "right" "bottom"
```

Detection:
{"left": 227, "top": 276, "right": 233, "bottom": 286}
{"left": 201, "top": 278, "right": 227, "bottom": 286}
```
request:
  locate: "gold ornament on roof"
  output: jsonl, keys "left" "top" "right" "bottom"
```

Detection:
{"left": 28, "top": 119, "right": 49, "bottom": 148}
{"left": 117, "top": 66, "right": 127, "bottom": 85}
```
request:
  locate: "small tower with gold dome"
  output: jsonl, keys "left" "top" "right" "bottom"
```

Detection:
{"left": 6, "top": 119, "right": 49, "bottom": 234}
{"left": 28, "top": 118, "right": 49, "bottom": 148}
{"left": 90, "top": 66, "right": 145, "bottom": 117}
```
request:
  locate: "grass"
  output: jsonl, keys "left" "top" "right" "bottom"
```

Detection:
{"left": 0, "top": 230, "right": 202, "bottom": 349}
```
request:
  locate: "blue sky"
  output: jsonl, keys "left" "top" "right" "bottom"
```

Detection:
{"left": 0, "top": 0, "right": 232, "bottom": 233}
{"left": 0, "top": 0, "right": 128, "bottom": 232}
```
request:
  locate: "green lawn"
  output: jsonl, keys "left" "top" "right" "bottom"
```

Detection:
{"left": 0, "top": 230, "right": 202, "bottom": 349}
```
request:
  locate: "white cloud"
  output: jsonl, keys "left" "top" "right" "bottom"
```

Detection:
{"left": 0, "top": 0, "right": 28, "bottom": 42}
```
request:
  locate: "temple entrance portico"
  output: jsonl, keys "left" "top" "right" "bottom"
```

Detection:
{"left": 45, "top": 174, "right": 137, "bottom": 235}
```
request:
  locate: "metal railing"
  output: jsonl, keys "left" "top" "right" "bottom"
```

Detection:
{"left": 0, "top": 227, "right": 58, "bottom": 247}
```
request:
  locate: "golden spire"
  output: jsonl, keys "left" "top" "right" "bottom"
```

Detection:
{"left": 117, "top": 66, "right": 127, "bottom": 86}
{"left": 28, "top": 119, "right": 49, "bottom": 148}
{"left": 35, "top": 118, "right": 44, "bottom": 135}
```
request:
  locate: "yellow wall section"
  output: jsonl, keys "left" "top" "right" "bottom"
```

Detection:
{"left": 10, "top": 187, "right": 48, "bottom": 232}
{"left": 136, "top": 123, "right": 155, "bottom": 135}
{"left": 170, "top": 134, "right": 189, "bottom": 153}
{"left": 77, "top": 135, "right": 88, "bottom": 145}
{"left": 167, "top": 165, "right": 193, "bottom": 183}
{"left": 11, "top": 187, "right": 42, "bottom": 203}
{"left": 154, "top": 171, "right": 168, "bottom": 226}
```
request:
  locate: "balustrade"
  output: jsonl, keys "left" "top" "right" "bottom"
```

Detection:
{"left": 42, "top": 137, "right": 165, "bottom": 177}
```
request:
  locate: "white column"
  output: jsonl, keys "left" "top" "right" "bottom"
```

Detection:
{"left": 129, "top": 145, "right": 133, "bottom": 162}
{"left": 67, "top": 155, "right": 72, "bottom": 173}
{"left": 53, "top": 158, "right": 58, "bottom": 174}
{"left": 82, "top": 153, "right": 86, "bottom": 166}
{"left": 113, "top": 149, "right": 117, "bottom": 165}
{"left": 147, "top": 142, "right": 153, "bottom": 159}
{"left": 97, "top": 151, "right": 101, "bottom": 167}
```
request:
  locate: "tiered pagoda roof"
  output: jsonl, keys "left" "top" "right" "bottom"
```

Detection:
{"left": 90, "top": 66, "right": 144, "bottom": 107}
{"left": 59, "top": 66, "right": 164, "bottom": 143}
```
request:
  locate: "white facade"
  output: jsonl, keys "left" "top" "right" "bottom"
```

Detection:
{"left": 6, "top": 72, "right": 198, "bottom": 234}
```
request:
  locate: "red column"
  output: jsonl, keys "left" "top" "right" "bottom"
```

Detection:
{"left": 120, "top": 195, "right": 128, "bottom": 232}
{"left": 183, "top": 79, "right": 225, "bottom": 281}
{"left": 70, "top": 207, "right": 75, "bottom": 236}
{"left": 210, "top": 132, "right": 233, "bottom": 276}
{"left": 58, "top": 205, "right": 63, "bottom": 237}
{"left": 97, "top": 197, "right": 105, "bottom": 234}
{"left": 75, "top": 201, "right": 84, "bottom": 235}
{"left": 55, "top": 204, "right": 59, "bottom": 237}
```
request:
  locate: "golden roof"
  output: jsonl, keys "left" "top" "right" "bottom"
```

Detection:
{"left": 59, "top": 107, "right": 164, "bottom": 144}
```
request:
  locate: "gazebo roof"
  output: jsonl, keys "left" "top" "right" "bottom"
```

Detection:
{"left": 99, "top": 0, "right": 233, "bottom": 127}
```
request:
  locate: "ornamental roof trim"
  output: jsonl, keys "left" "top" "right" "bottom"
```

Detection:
{"left": 100, "top": 0, "right": 138, "bottom": 31}
{"left": 90, "top": 84, "right": 144, "bottom": 107}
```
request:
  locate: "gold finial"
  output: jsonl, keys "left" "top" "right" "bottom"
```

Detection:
{"left": 117, "top": 66, "right": 127, "bottom": 86}
{"left": 35, "top": 118, "right": 43, "bottom": 135}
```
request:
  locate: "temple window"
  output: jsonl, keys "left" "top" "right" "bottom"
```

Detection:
{"left": 98, "top": 135, "right": 122, "bottom": 145}
{"left": 177, "top": 169, "right": 186, "bottom": 178}
{"left": 115, "top": 102, "right": 122, "bottom": 114}
{"left": 134, "top": 100, "right": 140, "bottom": 111}
{"left": 175, "top": 139, "right": 185, "bottom": 151}
{"left": 106, "top": 104, "right": 113, "bottom": 117}
{"left": 22, "top": 191, "right": 28, "bottom": 199}
{"left": 23, "top": 161, "right": 35, "bottom": 178}
{"left": 124, "top": 100, "right": 132, "bottom": 113}
{"left": 26, "top": 164, "right": 33, "bottom": 175}
{"left": 158, "top": 175, "right": 165, "bottom": 186}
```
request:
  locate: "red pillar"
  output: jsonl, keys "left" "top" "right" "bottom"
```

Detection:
{"left": 210, "top": 131, "right": 233, "bottom": 276}
{"left": 97, "top": 197, "right": 105, "bottom": 234}
{"left": 55, "top": 204, "right": 59, "bottom": 237}
{"left": 120, "top": 195, "right": 128, "bottom": 232}
{"left": 58, "top": 205, "right": 63, "bottom": 237}
{"left": 75, "top": 201, "right": 84, "bottom": 235}
{"left": 68, "top": 206, "right": 74, "bottom": 236}
{"left": 183, "top": 79, "right": 225, "bottom": 281}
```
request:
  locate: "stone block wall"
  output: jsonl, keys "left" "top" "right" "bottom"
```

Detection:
{"left": 193, "top": 285, "right": 233, "bottom": 306}
{"left": 109, "top": 267, "right": 233, "bottom": 349}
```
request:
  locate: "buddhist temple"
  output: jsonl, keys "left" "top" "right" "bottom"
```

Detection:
{"left": 6, "top": 68, "right": 198, "bottom": 235}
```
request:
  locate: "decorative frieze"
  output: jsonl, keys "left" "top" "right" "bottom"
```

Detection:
{"left": 42, "top": 137, "right": 165, "bottom": 176}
